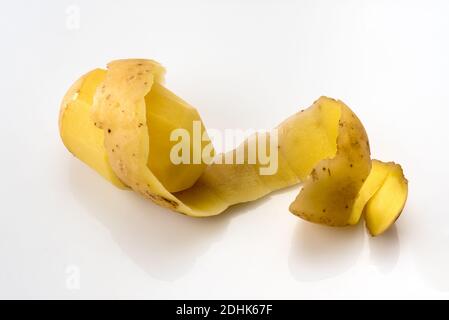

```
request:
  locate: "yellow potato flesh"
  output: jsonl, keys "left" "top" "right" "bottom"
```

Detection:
{"left": 348, "top": 160, "right": 391, "bottom": 225}
{"left": 59, "top": 69, "right": 127, "bottom": 188}
{"left": 364, "top": 162, "right": 408, "bottom": 236}
{"left": 145, "top": 82, "right": 211, "bottom": 192}
{"left": 59, "top": 59, "right": 408, "bottom": 236}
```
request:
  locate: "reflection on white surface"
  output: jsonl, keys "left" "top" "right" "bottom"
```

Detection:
{"left": 369, "top": 225, "right": 400, "bottom": 274}
{"left": 289, "top": 221, "right": 401, "bottom": 282}
{"left": 289, "top": 222, "right": 365, "bottom": 281}
{"left": 70, "top": 161, "right": 231, "bottom": 281}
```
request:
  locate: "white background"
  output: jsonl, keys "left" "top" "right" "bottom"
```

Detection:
{"left": 1, "top": 0, "right": 448, "bottom": 299}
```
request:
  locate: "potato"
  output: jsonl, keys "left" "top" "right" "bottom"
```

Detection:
{"left": 59, "top": 58, "right": 408, "bottom": 236}
{"left": 59, "top": 69, "right": 127, "bottom": 188}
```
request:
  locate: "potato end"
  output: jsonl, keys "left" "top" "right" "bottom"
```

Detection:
{"left": 365, "top": 162, "right": 408, "bottom": 236}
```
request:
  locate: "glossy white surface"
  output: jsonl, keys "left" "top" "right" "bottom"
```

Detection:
{"left": 1, "top": 0, "right": 448, "bottom": 299}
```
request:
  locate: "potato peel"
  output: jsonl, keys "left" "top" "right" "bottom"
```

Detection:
{"left": 59, "top": 59, "right": 408, "bottom": 236}
{"left": 289, "top": 98, "right": 371, "bottom": 227}
{"left": 364, "top": 161, "right": 408, "bottom": 236}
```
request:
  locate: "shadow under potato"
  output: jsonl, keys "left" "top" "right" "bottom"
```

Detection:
{"left": 289, "top": 222, "right": 365, "bottom": 281}
{"left": 289, "top": 221, "right": 401, "bottom": 282}
{"left": 69, "top": 159, "right": 402, "bottom": 284}
{"left": 68, "top": 160, "right": 277, "bottom": 281}
{"left": 69, "top": 160, "right": 234, "bottom": 281}
{"left": 369, "top": 225, "right": 400, "bottom": 274}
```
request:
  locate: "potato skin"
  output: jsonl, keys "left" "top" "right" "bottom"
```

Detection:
{"left": 289, "top": 97, "right": 372, "bottom": 227}
{"left": 91, "top": 59, "right": 187, "bottom": 212}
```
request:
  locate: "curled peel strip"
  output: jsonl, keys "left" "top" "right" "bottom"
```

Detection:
{"left": 59, "top": 59, "right": 408, "bottom": 236}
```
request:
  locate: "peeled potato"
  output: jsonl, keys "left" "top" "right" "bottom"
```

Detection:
{"left": 59, "top": 58, "right": 408, "bottom": 236}
{"left": 59, "top": 68, "right": 127, "bottom": 189}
